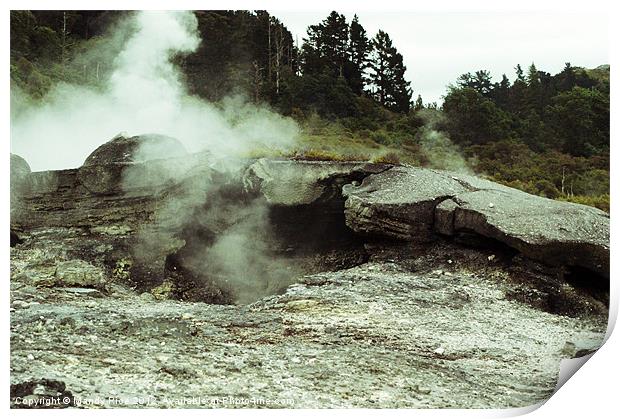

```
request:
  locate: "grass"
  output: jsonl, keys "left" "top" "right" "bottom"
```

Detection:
{"left": 558, "top": 194, "right": 610, "bottom": 212}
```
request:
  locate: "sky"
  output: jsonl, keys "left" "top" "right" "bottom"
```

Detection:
{"left": 272, "top": 10, "right": 609, "bottom": 105}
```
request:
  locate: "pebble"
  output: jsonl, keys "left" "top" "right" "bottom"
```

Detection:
{"left": 414, "top": 385, "right": 432, "bottom": 395}
{"left": 434, "top": 347, "right": 445, "bottom": 355}
{"left": 12, "top": 300, "right": 28, "bottom": 309}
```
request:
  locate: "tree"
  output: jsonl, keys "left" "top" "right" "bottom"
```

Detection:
{"left": 509, "top": 65, "right": 529, "bottom": 117}
{"left": 414, "top": 94, "right": 424, "bottom": 111}
{"left": 457, "top": 70, "right": 492, "bottom": 96}
{"left": 300, "top": 11, "right": 349, "bottom": 78}
{"left": 369, "top": 30, "right": 412, "bottom": 112}
{"left": 546, "top": 86, "right": 609, "bottom": 157}
{"left": 321, "top": 11, "right": 349, "bottom": 77}
{"left": 515, "top": 64, "right": 525, "bottom": 82}
{"left": 490, "top": 74, "right": 511, "bottom": 110}
{"left": 526, "top": 63, "right": 540, "bottom": 88}
{"left": 442, "top": 86, "right": 512, "bottom": 145}
{"left": 556, "top": 62, "right": 576, "bottom": 92}
{"left": 347, "top": 14, "right": 371, "bottom": 94}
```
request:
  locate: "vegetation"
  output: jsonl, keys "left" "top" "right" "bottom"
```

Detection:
{"left": 10, "top": 10, "right": 610, "bottom": 211}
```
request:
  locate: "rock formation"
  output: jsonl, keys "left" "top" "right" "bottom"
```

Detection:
{"left": 343, "top": 166, "right": 609, "bottom": 279}
{"left": 10, "top": 135, "right": 610, "bottom": 408}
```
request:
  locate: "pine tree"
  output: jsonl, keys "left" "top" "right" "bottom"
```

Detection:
{"left": 300, "top": 11, "right": 349, "bottom": 78}
{"left": 490, "top": 74, "right": 511, "bottom": 110}
{"left": 321, "top": 11, "right": 349, "bottom": 77}
{"left": 509, "top": 64, "right": 529, "bottom": 116}
{"left": 557, "top": 62, "right": 576, "bottom": 92}
{"left": 388, "top": 49, "right": 412, "bottom": 112}
{"left": 515, "top": 64, "right": 525, "bottom": 82}
{"left": 414, "top": 94, "right": 424, "bottom": 111}
{"left": 526, "top": 62, "right": 543, "bottom": 113}
{"left": 369, "top": 30, "right": 391, "bottom": 105}
{"left": 369, "top": 30, "right": 411, "bottom": 112}
{"left": 347, "top": 14, "right": 370, "bottom": 94}
{"left": 526, "top": 63, "right": 540, "bottom": 88}
{"left": 457, "top": 70, "right": 492, "bottom": 96}
{"left": 300, "top": 23, "right": 325, "bottom": 76}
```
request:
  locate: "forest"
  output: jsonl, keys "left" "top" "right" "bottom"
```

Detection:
{"left": 10, "top": 10, "right": 610, "bottom": 211}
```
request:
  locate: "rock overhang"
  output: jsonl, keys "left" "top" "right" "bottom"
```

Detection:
{"left": 343, "top": 166, "right": 609, "bottom": 280}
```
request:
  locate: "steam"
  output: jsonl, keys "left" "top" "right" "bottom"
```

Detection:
{"left": 179, "top": 197, "right": 300, "bottom": 304}
{"left": 10, "top": 11, "right": 298, "bottom": 171}
{"left": 11, "top": 11, "right": 301, "bottom": 304}
{"left": 415, "top": 109, "right": 473, "bottom": 174}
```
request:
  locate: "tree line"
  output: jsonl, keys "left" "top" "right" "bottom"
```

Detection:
{"left": 10, "top": 10, "right": 610, "bottom": 210}
{"left": 10, "top": 10, "right": 412, "bottom": 116}
{"left": 442, "top": 62, "right": 609, "bottom": 158}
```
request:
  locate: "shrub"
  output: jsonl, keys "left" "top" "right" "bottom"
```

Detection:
{"left": 558, "top": 194, "right": 609, "bottom": 212}
{"left": 291, "top": 149, "right": 370, "bottom": 162}
{"left": 372, "top": 152, "right": 401, "bottom": 165}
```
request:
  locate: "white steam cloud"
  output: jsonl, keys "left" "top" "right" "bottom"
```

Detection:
{"left": 10, "top": 11, "right": 298, "bottom": 171}
{"left": 415, "top": 109, "right": 473, "bottom": 174}
{"left": 11, "top": 11, "right": 303, "bottom": 304}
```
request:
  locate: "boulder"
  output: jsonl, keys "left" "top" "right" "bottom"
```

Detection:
{"left": 78, "top": 134, "right": 189, "bottom": 194}
{"left": 10, "top": 154, "right": 32, "bottom": 217}
{"left": 11, "top": 153, "right": 31, "bottom": 187}
{"left": 440, "top": 189, "right": 609, "bottom": 278}
{"left": 344, "top": 166, "right": 609, "bottom": 278}
{"left": 82, "top": 133, "right": 187, "bottom": 166}
{"left": 53, "top": 260, "right": 106, "bottom": 289}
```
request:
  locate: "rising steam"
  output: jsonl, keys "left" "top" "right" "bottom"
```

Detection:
{"left": 10, "top": 11, "right": 298, "bottom": 171}
{"left": 415, "top": 109, "right": 473, "bottom": 174}
{"left": 11, "top": 11, "right": 301, "bottom": 304}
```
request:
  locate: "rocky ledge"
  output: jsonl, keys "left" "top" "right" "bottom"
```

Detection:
{"left": 10, "top": 135, "right": 610, "bottom": 408}
{"left": 343, "top": 166, "right": 609, "bottom": 279}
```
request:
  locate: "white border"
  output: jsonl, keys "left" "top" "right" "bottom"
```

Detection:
{"left": 3, "top": 1, "right": 617, "bottom": 418}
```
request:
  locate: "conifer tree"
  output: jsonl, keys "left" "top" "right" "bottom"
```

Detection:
{"left": 369, "top": 30, "right": 412, "bottom": 112}
{"left": 347, "top": 14, "right": 370, "bottom": 94}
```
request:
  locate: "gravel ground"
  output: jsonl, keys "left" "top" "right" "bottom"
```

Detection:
{"left": 10, "top": 248, "right": 606, "bottom": 408}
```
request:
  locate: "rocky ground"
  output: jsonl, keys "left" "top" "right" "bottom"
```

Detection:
{"left": 9, "top": 137, "right": 610, "bottom": 409}
{"left": 10, "top": 238, "right": 607, "bottom": 409}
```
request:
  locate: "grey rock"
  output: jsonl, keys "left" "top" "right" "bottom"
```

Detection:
{"left": 344, "top": 166, "right": 609, "bottom": 278}
{"left": 11, "top": 153, "right": 31, "bottom": 193}
{"left": 244, "top": 158, "right": 390, "bottom": 206}
{"left": 54, "top": 260, "right": 105, "bottom": 288}
{"left": 77, "top": 134, "right": 192, "bottom": 194}
{"left": 82, "top": 134, "right": 187, "bottom": 167}
{"left": 435, "top": 198, "right": 460, "bottom": 236}
{"left": 60, "top": 287, "right": 104, "bottom": 297}
{"left": 9, "top": 259, "right": 607, "bottom": 408}
{"left": 343, "top": 166, "right": 468, "bottom": 241}
{"left": 446, "top": 188, "right": 609, "bottom": 278}
{"left": 11, "top": 154, "right": 32, "bottom": 218}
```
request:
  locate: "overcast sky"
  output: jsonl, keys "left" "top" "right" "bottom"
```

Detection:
{"left": 272, "top": 11, "right": 609, "bottom": 105}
